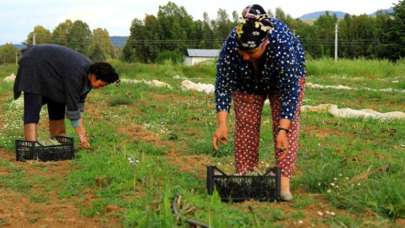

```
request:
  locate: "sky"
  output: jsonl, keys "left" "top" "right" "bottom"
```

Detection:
{"left": 0, "top": 0, "right": 399, "bottom": 44}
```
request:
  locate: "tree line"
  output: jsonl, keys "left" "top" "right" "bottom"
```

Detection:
{"left": 123, "top": 1, "right": 404, "bottom": 62}
{"left": 0, "top": 19, "right": 116, "bottom": 64}
{"left": 0, "top": 1, "right": 404, "bottom": 64}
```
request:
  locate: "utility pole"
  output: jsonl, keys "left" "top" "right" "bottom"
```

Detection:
{"left": 33, "top": 32, "right": 36, "bottom": 45}
{"left": 15, "top": 50, "right": 18, "bottom": 65}
{"left": 334, "top": 23, "right": 338, "bottom": 61}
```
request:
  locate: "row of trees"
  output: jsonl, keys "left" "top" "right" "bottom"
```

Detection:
{"left": 0, "top": 19, "right": 116, "bottom": 64}
{"left": 123, "top": 2, "right": 236, "bottom": 63}
{"left": 27, "top": 20, "right": 116, "bottom": 61}
{"left": 288, "top": 8, "right": 404, "bottom": 60}
{"left": 0, "top": 43, "right": 18, "bottom": 65}
{"left": 0, "top": 1, "right": 403, "bottom": 64}
{"left": 123, "top": 1, "right": 405, "bottom": 62}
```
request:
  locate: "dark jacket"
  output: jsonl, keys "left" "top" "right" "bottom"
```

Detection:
{"left": 14, "top": 44, "right": 92, "bottom": 120}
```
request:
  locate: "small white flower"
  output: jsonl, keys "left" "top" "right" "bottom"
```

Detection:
{"left": 317, "top": 211, "right": 324, "bottom": 216}
{"left": 327, "top": 189, "right": 331, "bottom": 193}
{"left": 128, "top": 157, "right": 140, "bottom": 166}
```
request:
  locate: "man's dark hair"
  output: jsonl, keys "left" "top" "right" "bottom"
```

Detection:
{"left": 89, "top": 62, "right": 119, "bottom": 84}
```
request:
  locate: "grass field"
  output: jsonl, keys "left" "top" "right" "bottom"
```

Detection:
{"left": 0, "top": 59, "right": 404, "bottom": 227}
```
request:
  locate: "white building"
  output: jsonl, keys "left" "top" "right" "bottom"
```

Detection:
{"left": 184, "top": 49, "right": 220, "bottom": 65}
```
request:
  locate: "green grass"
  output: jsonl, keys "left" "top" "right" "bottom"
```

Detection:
{"left": 59, "top": 116, "right": 267, "bottom": 227}
{"left": 78, "top": 68, "right": 404, "bottom": 225}
{"left": 0, "top": 167, "right": 31, "bottom": 193}
{"left": 307, "top": 58, "right": 405, "bottom": 80}
{"left": 0, "top": 64, "right": 17, "bottom": 77}
{"left": 304, "top": 88, "right": 405, "bottom": 112}
{"left": 0, "top": 59, "right": 404, "bottom": 226}
{"left": 292, "top": 194, "right": 314, "bottom": 209}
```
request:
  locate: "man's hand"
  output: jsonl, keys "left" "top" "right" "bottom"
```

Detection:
{"left": 74, "top": 119, "right": 90, "bottom": 149}
{"left": 79, "top": 134, "right": 91, "bottom": 149}
{"left": 212, "top": 126, "right": 228, "bottom": 151}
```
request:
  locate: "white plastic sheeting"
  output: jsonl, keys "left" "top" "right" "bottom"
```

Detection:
{"left": 3, "top": 73, "right": 16, "bottom": 82}
{"left": 302, "top": 104, "right": 405, "bottom": 120}
{"left": 181, "top": 80, "right": 215, "bottom": 94}
{"left": 121, "top": 78, "right": 172, "bottom": 89}
{"left": 179, "top": 79, "right": 404, "bottom": 120}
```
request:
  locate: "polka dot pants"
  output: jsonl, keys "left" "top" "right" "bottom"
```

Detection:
{"left": 233, "top": 78, "right": 305, "bottom": 178}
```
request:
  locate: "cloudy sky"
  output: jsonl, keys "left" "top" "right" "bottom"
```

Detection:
{"left": 0, "top": 0, "right": 398, "bottom": 44}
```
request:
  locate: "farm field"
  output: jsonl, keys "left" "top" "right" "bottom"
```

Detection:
{"left": 0, "top": 59, "right": 404, "bottom": 227}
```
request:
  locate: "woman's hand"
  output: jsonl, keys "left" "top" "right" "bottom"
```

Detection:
{"left": 276, "top": 130, "right": 289, "bottom": 153}
{"left": 212, "top": 125, "right": 228, "bottom": 151}
{"left": 277, "top": 119, "right": 291, "bottom": 156}
{"left": 213, "top": 111, "right": 229, "bottom": 151}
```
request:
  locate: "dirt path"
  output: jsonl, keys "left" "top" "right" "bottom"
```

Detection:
{"left": 0, "top": 149, "right": 114, "bottom": 227}
{"left": 0, "top": 94, "right": 120, "bottom": 227}
{"left": 117, "top": 123, "right": 213, "bottom": 179}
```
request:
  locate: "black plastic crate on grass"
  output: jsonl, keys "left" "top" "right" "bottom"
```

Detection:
{"left": 15, "top": 136, "right": 74, "bottom": 161}
{"left": 207, "top": 166, "right": 281, "bottom": 202}
{"left": 15, "top": 140, "right": 37, "bottom": 161}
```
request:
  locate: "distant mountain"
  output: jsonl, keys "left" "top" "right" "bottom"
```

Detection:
{"left": 14, "top": 44, "right": 26, "bottom": 49}
{"left": 299, "top": 11, "right": 348, "bottom": 20}
{"left": 299, "top": 7, "right": 394, "bottom": 21}
{"left": 369, "top": 7, "right": 394, "bottom": 16}
{"left": 0, "top": 43, "right": 27, "bottom": 49}
{"left": 110, "top": 36, "right": 128, "bottom": 48}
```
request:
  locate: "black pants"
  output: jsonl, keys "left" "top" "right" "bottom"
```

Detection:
{"left": 23, "top": 93, "right": 65, "bottom": 124}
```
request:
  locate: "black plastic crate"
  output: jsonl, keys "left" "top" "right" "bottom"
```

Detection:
{"left": 15, "top": 136, "right": 74, "bottom": 162}
{"left": 15, "top": 140, "right": 37, "bottom": 161}
{"left": 207, "top": 166, "right": 281, "bottom": 202}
